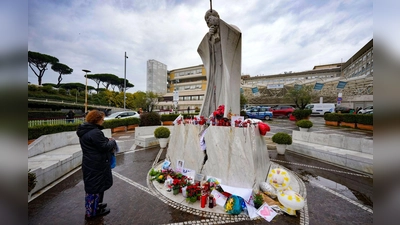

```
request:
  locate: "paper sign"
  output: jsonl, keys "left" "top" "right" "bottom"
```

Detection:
{"left": 220, "top": 184, "right": 253, "bottom": 202}
{"left": 211, "top": 190, "right": 227, "bottom": 207}
{"left": 231, "top": 116, "right": 244, "bottom": 127}
{"left": 162, "top": 160, "right": 171, "bottom": 170}
{"left": 176, "top": 160, "right": 184, "bottom": 173}
{"left": 195, "top": 173, "right": 205, "bottom": 182}
{"left": 245, "top": 201, "right": 259, "bottom": 220}
{"left": 182, "top": 168, "right": 195, "bottom": 183}
{"left": 256, "top": 203, "right": 277, "bottom": 222}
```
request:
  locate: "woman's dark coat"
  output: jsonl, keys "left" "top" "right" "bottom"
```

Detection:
{"left": 77, "top": 123, "right": 116, "bottom": 194}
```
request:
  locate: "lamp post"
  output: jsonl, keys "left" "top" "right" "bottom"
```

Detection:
{"left": 124, "top": 52, "right": 128, "bottom": 109}
{"left": 83, "top": 69, "right": 91, "bottom": 113}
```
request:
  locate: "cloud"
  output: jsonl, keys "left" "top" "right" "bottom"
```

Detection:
{"left": 28, "top": 0, "right": 372, "bottom": 92}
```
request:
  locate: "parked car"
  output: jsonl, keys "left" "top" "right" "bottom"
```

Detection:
{"left": 245, "top": 107, "right": 273, "bottom": 120}
{"left": 269, "top": 105, "right": 295, "bottom": 117}
{"left": 305, "top": 103, "right": 335, "bottom": 115}
{"left": 334, "top": 106, "right": 352, "bottom": 113}
{"left": 358, "top": 106, "right": 373, "bottom": 114}
{"left": 104, "top": 111, "right": 140, "bottom": 120}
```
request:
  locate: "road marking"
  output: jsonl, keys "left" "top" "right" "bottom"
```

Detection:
{"left": 112, "top": 171, "right": 154, "bottom": 196}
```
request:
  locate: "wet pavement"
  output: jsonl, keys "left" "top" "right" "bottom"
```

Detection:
{"left": 28, "top": 117, "right": 373, "bottom": 225}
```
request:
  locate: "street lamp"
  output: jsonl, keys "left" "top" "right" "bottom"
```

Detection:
{"left": 83, "top": 69, "right": 91, "bottom": 113}
{"left": 124, "top": 52, "right": 128, "bottom": 109}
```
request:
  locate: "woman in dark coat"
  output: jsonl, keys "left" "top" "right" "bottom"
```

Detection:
{"left": 76, "top": 110, "right": 116, "bottom": 219}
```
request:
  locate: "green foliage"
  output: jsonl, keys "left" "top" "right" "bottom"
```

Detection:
{"left": 253, "top": 193, "right": 264, "bottom": 209}
{"left": 272, "top": 132, "right": 292, "bottom": 145}
{"left": 324, "top": 113, "right": 342, "bottom": 122}
{"left": 240, "top": 110, "right": 247, "bottom": 116}
{"left": 28, "top": 124, "right": 79, "bottom": 140}
{"left": 154, "top": 126, "right": 171, "bottom": 138}
{"left": 341, "top": 114, "right": 357, "bottom": 123}
{"left": 28, "top": 118, "right": 140, "bottom": 140}
{"left": 240, "top": 93, "right": 248, "bottom": 109}
{"left": 58, "top": 88, "right": 67, "bottom": 95}
{"left": 140, "top": 112, "right": 161, "bottom": 126}
{"left": 292, "top": 109, "right": 312, "bottom": 120}
{"left": 161, "top": 114, "right": 180, "bottom": 121}
{"left": 285, "top": 85, "right": 315, "bottom": 109}
{"left": 296, "top": 119, "right": 313, "bottom": 128}
{"left": 28, "top": 169, "right": 37, "bottom": 193}
{"left": 28, "top": 51, "right": 59, "bottom": 85}
{"left": 42, "top": 85, "right": 58, "bottom": 94}
{"left": 356, "top": 114, "right": 373, "bottom": 125}
{"left": 28, "top": 84, "right": 39, "bottom": 91}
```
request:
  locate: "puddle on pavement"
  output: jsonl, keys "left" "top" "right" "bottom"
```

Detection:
{"left": 302, "top": 174, "right": 373, "bottom": 207}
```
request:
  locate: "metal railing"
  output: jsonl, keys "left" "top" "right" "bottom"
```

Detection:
{"left": 28, "top": 117, "right": 85, "bottom": 127}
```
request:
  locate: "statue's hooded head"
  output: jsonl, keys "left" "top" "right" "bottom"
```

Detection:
{"left": 205, "top": 9, "right": 220, "bottom": 27}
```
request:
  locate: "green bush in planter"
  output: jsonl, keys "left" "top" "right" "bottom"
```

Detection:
{"left": 292, "top": 109, "right": 312, "bottom": 120}
{"left": 324, "top": 113, "right": 342, "bottom": 122}
{"left": 356, "top": 114, "right": 373, "bottom": 125}
{"left": 272, "top": 132, "right": 292, "bottom": 145}
{"left": 154, "top": 126, "right": 171, "bottom": 138}
{"left": 341, "top": 114, "right": 357, "bottom": 123}
{"left": 296, "top": 119, "right": 313, "bottom": 128}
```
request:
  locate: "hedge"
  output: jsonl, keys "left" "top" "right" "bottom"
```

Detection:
{"left": 324, "top": 113, "right": 342, "bottom": 122}
{"left": 341, "top": 114, "right": 357, "bottom": 123}
{"left": 160, "top": 114, "right": 180, "bottom": 121}
{"left": 28, "top": 117, "right": 140, "bottom": 140}
{"left": 324, "top": 113, "right": 373, "bottom": 125}
{"left": 356, "top": 114, "right": 373, "bottom": 125}
{"left": 292, "top": 109, "right": 312, "bottom": 120}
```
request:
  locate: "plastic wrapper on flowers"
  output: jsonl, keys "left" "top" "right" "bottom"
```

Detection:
{"left": 259, "top": 182, "right": 277, "bottom": 198}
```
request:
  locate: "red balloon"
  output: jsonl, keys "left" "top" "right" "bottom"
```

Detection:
{"left": 258, "top": 122, "right": 270, "bottom": 135}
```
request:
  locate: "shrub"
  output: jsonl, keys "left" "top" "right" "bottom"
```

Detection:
{"left": 341, "top": 114, "right": 357, "bottom": 123}
{"left": 296, "top": 119, "right": 313, "bottom": 128}
{"left": 28, "top": 169, "right": 37, "bottom": 193}
{"left": 140, "top": 112, "right": 161, "bottom": 126}
{"left": 160, "top": 114, "right": 180, "bottom": 121}
{"left": 272, "top": 132, "right": 292, "bottom": 145}
{"left": 324, "top": 113, "right": 342, "bottom": 122}
{"left": 240, "top": 110, "right": 247, "bottom": 116}
{"left": 356, "top": 114, "right": 373, "bottom": 125}
{"left": 154, "top": 126, "right": 171, "bottom": 138}
{"left": 28, "top": 124, "right": 79, "bottom": 140}
{"left": 292, "top": 109, "right": 312, "bottom": 120}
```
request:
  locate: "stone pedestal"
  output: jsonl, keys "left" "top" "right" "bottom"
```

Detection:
{"left": 166, "top": 124, "right": 271, "bottom": 191}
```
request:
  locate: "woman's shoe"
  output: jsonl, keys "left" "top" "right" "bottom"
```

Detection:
{"left": 98, "top": 203, "right": 107, "bottom": 209}
{"left": 96, "top": 208, "right": 110, "bottom": 217}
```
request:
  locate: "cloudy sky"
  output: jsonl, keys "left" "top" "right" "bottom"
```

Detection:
{"left": 28, "top": 0, "right": 373, "bottom": 93}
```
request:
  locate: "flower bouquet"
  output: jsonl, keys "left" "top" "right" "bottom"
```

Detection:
{"left": 186, "top": 183, "right": 201, "bottom": 203}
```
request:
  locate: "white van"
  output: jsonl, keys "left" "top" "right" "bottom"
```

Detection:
{"left": 305, "top": 103, "right": 336, "bottom": 115}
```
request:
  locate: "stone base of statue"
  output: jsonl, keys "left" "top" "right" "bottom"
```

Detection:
{"left": 165, "top": 124, "right": 271, "bottom": 191}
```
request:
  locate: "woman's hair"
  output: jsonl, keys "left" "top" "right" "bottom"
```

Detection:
{"left": 85, "top": 110, "right": 105, "bottom": 124}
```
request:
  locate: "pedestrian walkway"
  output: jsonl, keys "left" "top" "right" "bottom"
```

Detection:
{"left": 28, "top": 121, "right": 373, "bottom": 225}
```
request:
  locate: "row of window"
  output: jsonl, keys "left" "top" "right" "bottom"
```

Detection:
{"left": 174, "top": 85, "right": 202, "bottom": 91}
{"left": 174, "top": 69, "right": 202, "bottom": 77}
{"left": 246, "top": 75, "right": 335, "bottom": 85}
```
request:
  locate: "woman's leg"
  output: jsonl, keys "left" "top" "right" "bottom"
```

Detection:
{"left": 85, "top": 193, "right": 100, "bottom": 218}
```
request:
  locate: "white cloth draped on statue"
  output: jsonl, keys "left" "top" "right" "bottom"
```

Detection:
{"left": 198, "top": 19, "right": 242, "bottom": 118}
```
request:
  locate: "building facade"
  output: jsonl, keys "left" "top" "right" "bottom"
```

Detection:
{"left": 147, "top": 59, "right": 167, "bottom": 95}
{"left": 155, "top": 64, "right": 207, "bottom": 113}
{"left": 155, "top": 39, "right": 373, "bottom": 112}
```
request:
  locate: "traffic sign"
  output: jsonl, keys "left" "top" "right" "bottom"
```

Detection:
{"left": 337, "top": 97, "right": 342, "bottom": 101}
{"left": 337, "top": 101, "right": 341, "bottom": 105}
